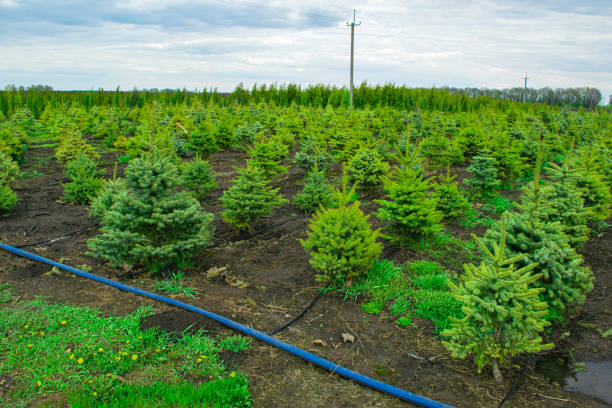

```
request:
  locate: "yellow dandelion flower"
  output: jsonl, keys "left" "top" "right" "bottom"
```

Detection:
{"left": 93, "top": 353, "right": 97, "bottom": 356}
{"left": 125, "top": 340, "right": 130, "bottom": 344}
{"left": 88, "top": 380, "right": 94, "bottom": 384}
{"left": 155, "top": 348, "right": 160, "bottom": 353}
{"left": 98, "top": 348, "right": 103, "bottom": 352}
{"left": 131, "top": 354, "right": 138, "bottom": 361}
{"left": 27, "top": 344, "right": 33, "bottom": 348}
{"left": 24, "top": 324, "right": 29, "bottom": 329}
{"left": 60, "top": 320, "right": 67, "bottom": 325}
{"left": 93, "top": 392, "right": 97, "bottom": 397}
{"left": 36, "top": 380, "right": 41, "bottom": 387}
{"left": 137, "top": 336, "right": 142, "bottom": 340}
{"left": 229, "top": 372, "right": 236, "bottom": 378}
{"left": 106, "top": 373, "right": 112, "bottom": 377}
{"left": 200, "top": 355, "right": 207, "bottom": 359}
{"left": 69, "top": 354, "right": 75, "bottom": 360}
{"left": 196, "top": 358, "right": 202, "bottom": 363}
{"left": 115, "top": 357, "right": 121, "bottom": 361}
{"left": 40, "top": 331, "right": 45, "bottom": 336}
{"left": 77, "top": 358, "right": 84, "bottom": 364}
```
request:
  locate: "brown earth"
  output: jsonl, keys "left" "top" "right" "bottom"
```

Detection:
{"left": 0, "top": 145, "right": 610, "bottom": 408}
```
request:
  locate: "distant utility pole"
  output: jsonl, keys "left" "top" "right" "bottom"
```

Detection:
{"left": 523, "top": 73, "right": 529, "bottom": 103}
{"left": 347, "top": 9, "right": 361, "bottom": 108}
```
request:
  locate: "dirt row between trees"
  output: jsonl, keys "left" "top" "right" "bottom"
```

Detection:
{"left": 0, "top": 146, "right": 610, "bottom": 407}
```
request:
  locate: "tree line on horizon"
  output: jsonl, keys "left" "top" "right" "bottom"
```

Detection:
{"left": 0, "top": 82, "right": 608, "bottom": 119}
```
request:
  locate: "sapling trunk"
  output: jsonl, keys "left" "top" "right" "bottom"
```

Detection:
{"left": 492, "top": 360, "right": 504, "bottom": 384}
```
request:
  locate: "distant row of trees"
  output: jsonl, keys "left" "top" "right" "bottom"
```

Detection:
{"left": 441, "top": 86, "right": 604, "bottom": 109}
{"left": 1, "top": 83, "right": 607, "bottom": 119}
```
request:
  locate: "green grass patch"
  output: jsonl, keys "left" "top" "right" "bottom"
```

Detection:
{"left": 406, "top": 232, "right": 478, "bottom": 269}
{"left": 0, "top": 283, "right": 12, "bottom": 303}
{"left": 218, "top": 335, "right": 252, "bottom": 353}
{"left": 66, "top": 377, "right": 250, "bottom": 408}
{"left": 341, "top": 260, "right": 464, "bottom": 333}
{"left": 153, "top": 272, "right": 198, "bottom": 299}
{"left": 0, "top": 298, "right": 251, "bottom": 407}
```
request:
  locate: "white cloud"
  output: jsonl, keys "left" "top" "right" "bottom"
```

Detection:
{"left": 0, "top": 0, "right": 610, "bottom": 101}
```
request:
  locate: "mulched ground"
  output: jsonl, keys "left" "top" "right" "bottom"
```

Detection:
{"left": 0, "top": 145, "right": 610, "bottom": 408}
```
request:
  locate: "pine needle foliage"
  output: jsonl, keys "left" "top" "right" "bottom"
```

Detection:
{"left": 484, "top": 150, "right": 593, "bottom": 313}
{"left": 433, "top": 167, "right": 471, "bottom": 219}
{"left": 347, "top": 147, "right": 390, "bottom": 193}
{"left": 293, "top": 138, "right": 335, "bottom": 173}
{"left": 301, "top": 169, "right": 382, "bottom": 286}
{"left": 55, "top": 130, "right": 100, "bottom": 164}
{"left": 0, "top": 184, "right": 16, "bottom": 214}
{"left": 293, "top": 167, "right": 334, "bottom": 214}
{"left": 89, "top": 177, "right": 127, "bottom": 220}
{"left": 0, "top": 150, "right": 19, "bottom": 186}
{"left": 463, "top": 154, "right": 500, "bottom": 199}
{"left": 87, "top": 152, "right": 214, "bottom": 271}
{"left": 249, "top": 135, "right": 289, "bottom": 179}
{"left": 572, "top": 145, "right": 611, "bottom": 224}
{"left": 543, "top": 144, "right": 591, "bottom": 248}
{"left": 180, "top": 157, "right": 217, "bottom": 199}
{"left": 62, "top": 153, "right": 104, "bottom": 204}
{"left": 220, "top": 160, "right": 287, "bottom": 232}
{"left": 375, "top": 146, "right": 443, "bottom": 243}
{"left": 0, "top": 150, "right": 18, "bottom": 214}
{"left": 442, "top": 216, "right": 553, "bottom": 382}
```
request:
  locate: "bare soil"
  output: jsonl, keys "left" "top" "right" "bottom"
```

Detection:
{"left": 0, "top": 146, "right": 610, "bottom": 407}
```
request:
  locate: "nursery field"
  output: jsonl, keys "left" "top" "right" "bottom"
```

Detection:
{"left": 0, "top": 87, "right": 611, "bottom": 407}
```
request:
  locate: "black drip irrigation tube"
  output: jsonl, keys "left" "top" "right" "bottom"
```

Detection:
{"left": 15, "top": 223, "right": 100, "bottom": 248}
{"left": 496, "top": 354, "right": 539, "bottom": 408}
{"left": 0, "top": 242, "right": 454, "bottom": 408}
{"left": 268, "top": 289, "right": 325, "bottom": 335}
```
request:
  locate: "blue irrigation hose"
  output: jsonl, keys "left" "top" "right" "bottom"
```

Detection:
{"left": 0, "top": 242, "right": 454, "bottom": 408}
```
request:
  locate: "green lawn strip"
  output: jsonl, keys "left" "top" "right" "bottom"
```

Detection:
{"left": 0, "top": 298, "right": 251, "bottom": 407}
{"left": 67, "top": 378, "right": 251, "bottom": 408}
{"left": 345, "top": 259, "right": 464, "bottom": 332}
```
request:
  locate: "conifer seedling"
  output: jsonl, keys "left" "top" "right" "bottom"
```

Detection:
{"left": 220, "top": 160, "right": 287, "bottom": 232}
{"left": 301, "top": 168, "right": 382, "bottom": 286}
{"left": 442, "top": 215, "right": 553, "bottom": 384}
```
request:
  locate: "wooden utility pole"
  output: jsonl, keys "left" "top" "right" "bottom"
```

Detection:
{"left": 347, "top": 10, "right": 361, "bottom": 108}
{"left": 523, "top": 73, "right": 529, "bottom": 103}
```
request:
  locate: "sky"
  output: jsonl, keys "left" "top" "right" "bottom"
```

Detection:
{"left": 0, "top": 0, "right": 610, "bottom": 102}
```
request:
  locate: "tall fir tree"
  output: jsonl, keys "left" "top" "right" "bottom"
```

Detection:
{"left": 483, "top": 150, "right": 593, "bottom": 315}
{"left": 543, "top": 143, "right": 591, "bottom": 248}
{"left": 572, "top": 145, "right": 611, "bottom": 225}
{"left": 87, "top": 152, "right": 214, "bottom": 271}
{"left": 442, "top": 216, "right": 553, "bottom": 384}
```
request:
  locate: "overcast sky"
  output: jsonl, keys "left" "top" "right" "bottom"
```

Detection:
{"left": 1, "top": 0, "right": 610, "bottom": 101}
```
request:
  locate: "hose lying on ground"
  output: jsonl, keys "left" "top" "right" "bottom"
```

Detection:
{"left": 0, "top": 242, "right": 454, "bottom": 408}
